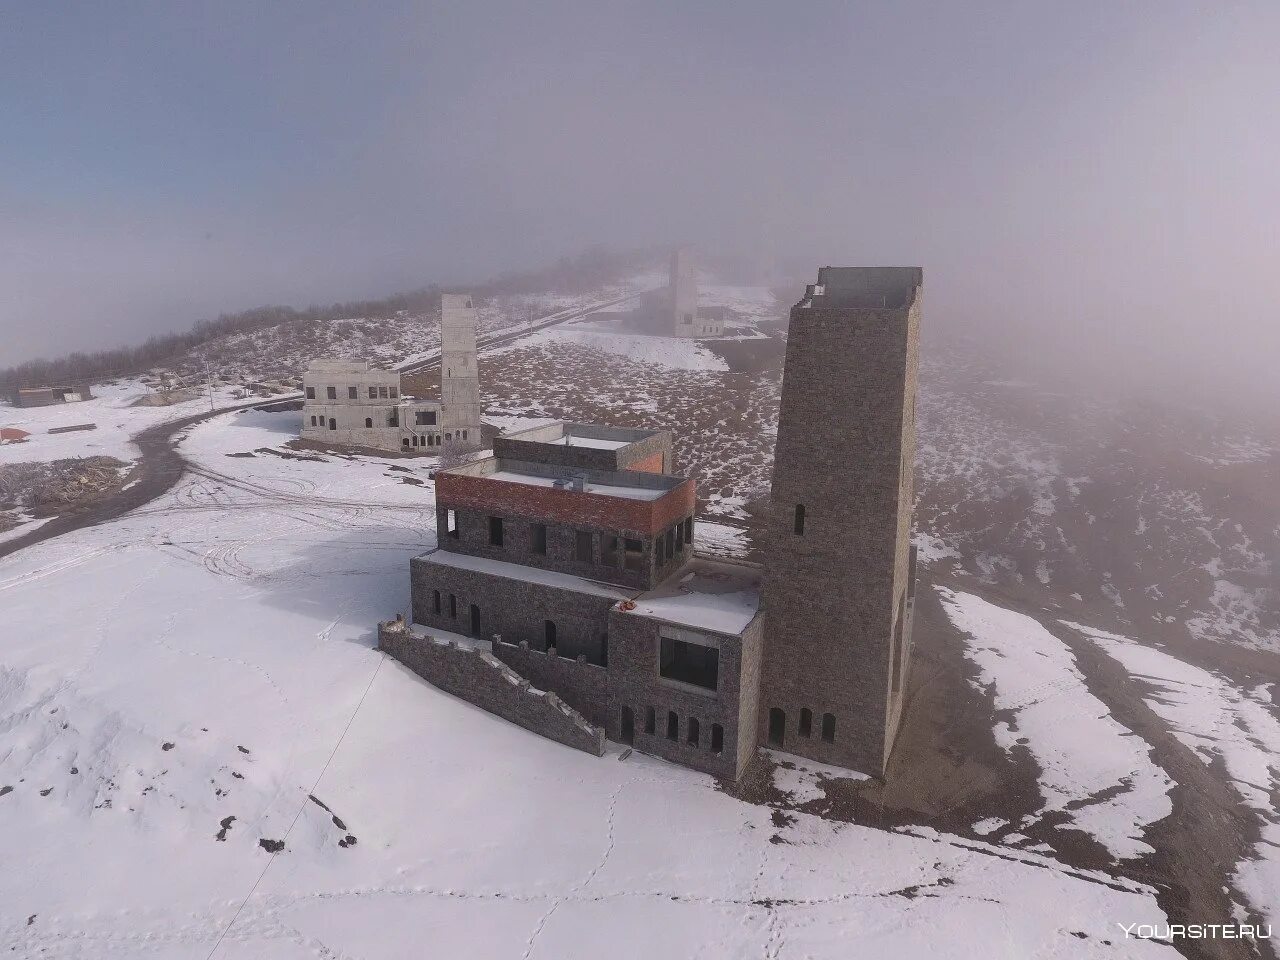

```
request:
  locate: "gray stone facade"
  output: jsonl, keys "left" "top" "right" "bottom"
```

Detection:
{"left": 493, "top": 638, "right": 609, "bottom": 727}
{"left": 604, "top": 605, "right": 763, "bottom": 780}
{"left": 410, "top": 549, "right": 630, "bottom": 665}
{"left": 378, "top": 618, "right": 605, "bottom": 756}
{"left": 434, "top": 500, "right": 693, "bottom": 592}
{"left": 380, "top": 265, "right": 922, "bottom": 781}
{"left": 758, "top": 266, "right": 922, "bottom": 774}
{"left": 409, "top": 543, "right": 762, "bottom": 779}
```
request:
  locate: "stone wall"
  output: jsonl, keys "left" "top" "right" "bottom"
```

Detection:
{"left": 435, "top": 502, "right": 692, "bottom": 592}
{"left": 492, "top": 638, "right": 609, "bottom": 726}
{"left": 378, "top": 618, "right": 605, "bottom": 757}
{"left": 604, "top": 607, "right": 763, "bottom": 780}
{"left": 410, "top": 552, "right": 629, "bottom": 665}
{"left": 493, "top": 428, "right": 673, "bottom": 474}
{"left": 758, "top": 268, "right": 921, "bottom": 775}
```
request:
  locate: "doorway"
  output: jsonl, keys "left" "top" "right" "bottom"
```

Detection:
{"left": 768, "top": 707, "right": 786, "bottom": 748}
{"left": 620, "top": 706, "right": 635, "bottom": 745}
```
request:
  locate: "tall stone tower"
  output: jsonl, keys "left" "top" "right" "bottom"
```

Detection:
{"left": 670, "top": 248, "right": 699, "bottom": 337}
{"left": 440, "top": 293, "right": 482, "bottom": 444}
{"left": 759, "top": 266, "right": 922, "bottom": 774}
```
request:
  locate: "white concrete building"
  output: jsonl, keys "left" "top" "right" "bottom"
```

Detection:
{"left": 300, "top": 294, "right": 483, "bottom": 455}
{"left": 670, "top": 248, "right": 722, "bottom": 338}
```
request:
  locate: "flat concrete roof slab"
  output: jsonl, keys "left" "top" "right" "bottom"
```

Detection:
{"left": 620, "top": 557, "right": 762, "bottom": 636}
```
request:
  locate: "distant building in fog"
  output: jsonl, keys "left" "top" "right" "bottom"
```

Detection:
{"left": 670, "top": 248, "right": 722, "bottom": 338}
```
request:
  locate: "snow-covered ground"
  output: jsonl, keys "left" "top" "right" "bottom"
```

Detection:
{"left": 938, "top": 589, "right": 1174, "bottom": 861}
{"left": 0, "top": 379, "right": 249, "bottom": 469}
{"left": 0, "top": 407, "right": 1176, "bottom": 958}
{"left": 1065, "top": 622, "right": 1280, "bottom": 930}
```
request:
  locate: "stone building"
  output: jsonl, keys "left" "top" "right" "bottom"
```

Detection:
{"left": 300, "top": 294, "right": 482, "bottom": 454}
{"left": 669, "top": 248, "right": 723, "bottom": 339}
{"left": 759, "top": 267, "right": 922, "bottom": 773}
{"left": 383, "top": 419, "right": 765, "bottom": 779}
{"left": 378, "top": 265, "right": 922, "bottom": 781}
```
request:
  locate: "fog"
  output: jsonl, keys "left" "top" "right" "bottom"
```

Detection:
{"left": 2, "top": 2, "right": 1277, "bottom": 412}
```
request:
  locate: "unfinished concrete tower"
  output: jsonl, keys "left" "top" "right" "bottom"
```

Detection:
{"left": 670, "top": 248, "right": 699, "bottom": 337}
{"left": 440, "top": 293, "right": 482, "bottom": 446}
{"left": 759, "top": 266, "right": 922, "bottom": 774}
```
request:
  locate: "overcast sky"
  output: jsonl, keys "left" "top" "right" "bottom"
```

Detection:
{"left": 1, "top": 2, "right": 1277, "bottom": 408}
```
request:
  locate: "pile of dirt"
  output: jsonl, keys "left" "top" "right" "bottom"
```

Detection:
{"left": 129, "top": 389, "right": 201, "bottom": 407}
{"left": 0, "top": 456, "right": 130, "bottom": 516}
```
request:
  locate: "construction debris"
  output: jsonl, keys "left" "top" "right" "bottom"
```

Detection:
{"left": 0, "top": 456, "right": 130, "bottom": 515}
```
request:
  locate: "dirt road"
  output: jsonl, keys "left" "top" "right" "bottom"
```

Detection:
{"left": 0, "top": 397, "right": 302, "bottom": 561}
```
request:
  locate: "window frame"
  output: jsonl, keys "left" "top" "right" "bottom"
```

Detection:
{"left": 658, "top": 629, "right": 720, "bottom": 693}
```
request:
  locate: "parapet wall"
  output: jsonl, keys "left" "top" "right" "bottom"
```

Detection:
{"left": 491, "top": 638, "right": 609, "bottom": 727}
{"left": 377, "top": 618, "right": 605, "bottom": 757}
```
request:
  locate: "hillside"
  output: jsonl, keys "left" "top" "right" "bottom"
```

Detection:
{"left": 0, "top": 268, "right": 1276, "bottom": 958}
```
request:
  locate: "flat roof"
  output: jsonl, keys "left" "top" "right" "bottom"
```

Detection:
{"left": 500, "top": 420, "right": 661, "bottom": 446}
{"left": 439, "top": 455, "right": 686, "bottom": 502}
{"left": 559, "top": 435, "right": 629, "bottom": 450}
{"left": 803, "top": 266, "right": 922, "bottom": 310}
{"left": 416, "top": 548, "right": 637, "bottom": 601}
{"left": 620, "top": 557, "right": 762, "bottom": 636}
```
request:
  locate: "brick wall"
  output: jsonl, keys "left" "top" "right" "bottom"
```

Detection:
{"left": 626, "top": 450, "right": 666, "bottom": 474}
{"left": 378, "top": 619, "right": 605, "bottom": 756}
{"left": 435, "top": 472, "right": 694, "bottom": 538}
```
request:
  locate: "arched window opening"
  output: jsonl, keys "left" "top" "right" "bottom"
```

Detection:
{"left": 798, "top": 708, "right": 813, "bottom": 738}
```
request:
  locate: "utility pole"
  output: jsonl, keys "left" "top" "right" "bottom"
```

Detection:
{"left": 204, "top": 359, "right": 215, "bottom": 411}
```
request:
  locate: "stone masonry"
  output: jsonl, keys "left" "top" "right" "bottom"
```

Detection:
{"left": 410, "top": 548, "right": 630, "bottom": 666}
{"left": 758, "top": 266, "right": 922, "bottom": 774}
{"left": 378, "top": 617, "right": 605, "bottom": 756}
{"left": 493, "top": 422, "right": 674, "bottom": 474}
{"left": 605, "top": 604, "right": 764, "bottom": 780}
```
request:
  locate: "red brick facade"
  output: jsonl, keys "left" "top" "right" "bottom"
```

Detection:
{"left": 627, "top": 450, "right": 666, "bottom": 474}
{"left": 436, "top": 473, "right": 695, "bottom": 537}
